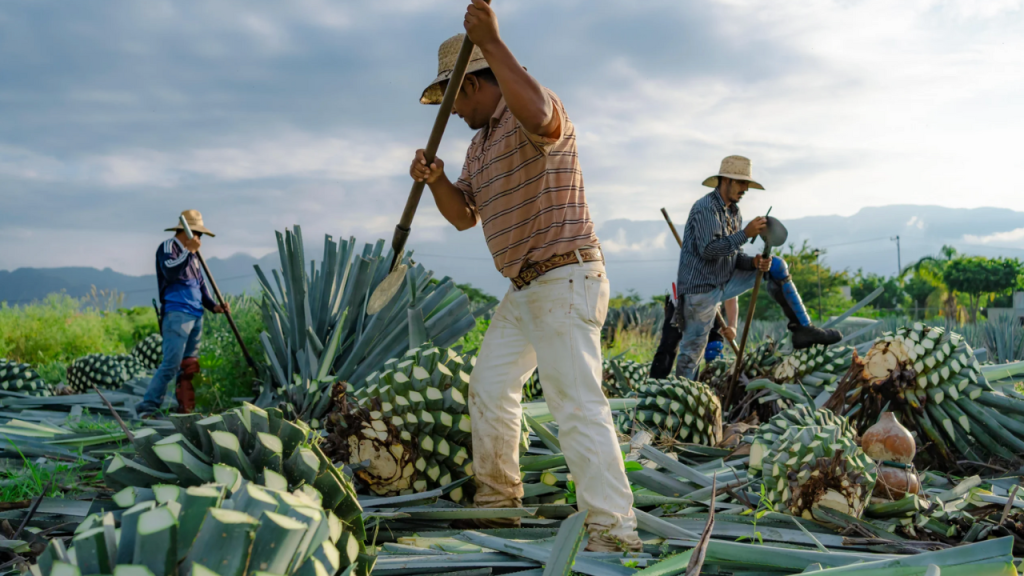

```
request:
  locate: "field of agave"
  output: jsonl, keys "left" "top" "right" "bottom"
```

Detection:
{"left": 2, "top": 228, "right": 1024, "bottom": 575}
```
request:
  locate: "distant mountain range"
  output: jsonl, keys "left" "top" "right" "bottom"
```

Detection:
{"left": 3, "top": 205, "right": 1023, "bottom": 306}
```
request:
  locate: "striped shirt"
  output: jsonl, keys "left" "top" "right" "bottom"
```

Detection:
{"left": 676, "top": 190, "right": 754, "bottom": 295}
{"left": 454, "top": 89, "right": 598, "bottom": 278}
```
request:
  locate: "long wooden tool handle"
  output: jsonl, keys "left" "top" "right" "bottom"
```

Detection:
{"left": 388, "top": 3, "right": 491, "bottom": 272}
{"left": 723, "top": 242, "right": 772, "bottom": 409}
{"left": 179, "top": 216, "right": 259, "bottom": 375}
{"left": 660, "top": 208, "right": 739, "bottom": 354}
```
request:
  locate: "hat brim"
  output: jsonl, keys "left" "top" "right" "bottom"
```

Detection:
{"left": 702, "top": 174, "right": 764, "bottom": 190}
{"left": 419, "top": 60, "right": 492, "bottom": 105}
{"left": 166, "top": 225, "right": 216, "bottom": 237}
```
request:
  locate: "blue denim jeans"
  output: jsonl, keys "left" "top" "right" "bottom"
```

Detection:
{"left": 139, "top": 310, "right": 203, "bottom": 413}
{"left": 675, "top": 269, "right": 760, "bottom": 380}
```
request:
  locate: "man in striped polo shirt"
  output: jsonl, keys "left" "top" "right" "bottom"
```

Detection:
{"left": 674, "top": 156, "right": 841, "bottom": 379}
{"left": 409, "top": 0, "right": 641, "bottom": 553}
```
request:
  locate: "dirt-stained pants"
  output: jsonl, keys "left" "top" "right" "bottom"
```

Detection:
{"left": 469, "top": 261, "right": 640, "bottom": 542}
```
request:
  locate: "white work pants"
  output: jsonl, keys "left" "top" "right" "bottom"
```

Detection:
{"left": 469, "top": 261, "right": 639, "bottom": 540}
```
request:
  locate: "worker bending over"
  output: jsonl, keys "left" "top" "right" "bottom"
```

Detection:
{"left": 408, "top": 1, "right": 641, "bottom": 552}
{"left": 674, "top": 156, "right": 841, "bottom": 379}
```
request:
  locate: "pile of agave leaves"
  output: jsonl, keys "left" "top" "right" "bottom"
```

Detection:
{"left": 0, "top": 237, "right": 1023, "bottom": 576}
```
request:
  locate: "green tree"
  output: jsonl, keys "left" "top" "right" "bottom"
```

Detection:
{"left": 943, "top": 256, "right": 1022, "bottom": 322}
{"left": 902, "top": 273, "right": 936, "bottom": 319}
{"left": 902, "top": 245, "right": 960, "bottom": 321}
{"left": 850, "top": 270, "right": 905, "bottom": 314}
{"left": 739, "top": 241, "right": 851, "bottom": 322}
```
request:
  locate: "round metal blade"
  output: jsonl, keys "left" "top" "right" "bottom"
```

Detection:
{"left": 761, "top": 216, "right": 789, "bottom": 248}
{"left": 366, "top": 264, "right": 407, "bottom": 315}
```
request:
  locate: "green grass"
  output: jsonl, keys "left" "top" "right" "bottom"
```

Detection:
{"left": 0, "top": 441, "right": 97, "bottom": 502}
{"left": 602, "top": 326, "right": 660, "bottom": 364}
{"left": 0, "top": 293, "right": 157, "bottom": 366}
{"left": 195, "top": 295, "right": 265, "bottom": 413}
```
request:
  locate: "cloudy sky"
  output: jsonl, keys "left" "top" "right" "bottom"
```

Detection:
{"left": 3, "top": 0, "right": 1023, "bottom": 281}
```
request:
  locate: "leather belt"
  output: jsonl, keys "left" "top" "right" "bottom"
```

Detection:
{"left": 511, "top": 248, "right": 604, "bottom": 289}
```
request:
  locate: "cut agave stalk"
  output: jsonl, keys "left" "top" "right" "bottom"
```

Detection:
{"left": 234, "top": 483, "right": 280, "bottom": 519}
{"left": 133, "top": 506, "right": 179, "bottom": 576}
{"left": 113, "top": 566, "right": 157, "bottom": 576}
{"left": 116, "top": 501, "right": 155, "bottom": 565}
{"left": 71, "top": 527, "right": 113, "bottom": 576}
{"left": 178, "top": 486, "right": 226, "bottom": 560}
{"left": 183, "top": 508, "right": 259, "bottom": 576}
{"left": 105, "top": 454, "right": 176, "bottom": 488}
{"left": 210, "top": 430, "right": 257, "bottom": 480}
{"left": 113, "top": 486, "right": 155, "bottom": 509}
{"left": 153, "top": 441, "right": 214, "bottom": 485}
{"left": 246, "top": 512, "right": 309, "bottom": 576}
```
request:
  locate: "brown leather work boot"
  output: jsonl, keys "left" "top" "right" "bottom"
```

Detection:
{"left": 584, "top": 532, "right": 644, "bottom": 553}
{"left": 175, "top": 357, "right": 199, "bottom": 414}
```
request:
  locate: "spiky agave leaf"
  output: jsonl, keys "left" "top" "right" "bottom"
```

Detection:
{"left": 253, "top": 227, "right": 479, "bottom": 423}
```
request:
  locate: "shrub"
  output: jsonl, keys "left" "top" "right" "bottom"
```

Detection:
{"left": 0, "top": 293, "right": 157, "bottom": 365}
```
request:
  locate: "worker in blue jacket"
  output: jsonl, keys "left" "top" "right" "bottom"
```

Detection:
{"left": 137, "top": 210, "right": 228, "bottom": 416}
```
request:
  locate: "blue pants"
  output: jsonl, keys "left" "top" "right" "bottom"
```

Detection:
{"left": 139, "top": 310, "right": 203, "bottom": 413}
{"left": 675, "top": 270, "right": 761, "bottom": 380}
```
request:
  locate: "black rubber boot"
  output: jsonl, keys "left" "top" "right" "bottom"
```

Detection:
{"left": 789, "top": 323, "right": 842, "bottom": 349}
{"left": 766, "top": 279, "right": 842, "bottom": 349}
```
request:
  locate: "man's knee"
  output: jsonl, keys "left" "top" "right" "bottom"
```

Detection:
{"left": 769, "top": 256, "right": 791, "bottom": 282}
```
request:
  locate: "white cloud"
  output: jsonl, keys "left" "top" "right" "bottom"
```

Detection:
{"left": 963, "top": 227, "right": 1024, "bottom": 245}
{"left": 906, "top": 216, "right": 925, "bottom": 230}
{"left": 599, "top": 228, "right": 669, "bottom": 254}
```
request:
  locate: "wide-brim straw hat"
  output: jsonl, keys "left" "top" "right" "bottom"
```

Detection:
{"left": 420, "top": 33, "right": 490, "bottom": 105}
{"left": 702, "top": 155, "right": 765, "bottom": 190}
{"left": 165, "top": 209, "right": 216, "bottom": 237}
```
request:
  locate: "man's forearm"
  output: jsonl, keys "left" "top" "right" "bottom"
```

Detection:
{"left": 429, "top": 175, "right": 478, "bottom": 231}
{"left": 477, "top": 40, "right": 555, "bottom": 136}
{"left": 725, "top": 298, "right": 738, "bottom": 328}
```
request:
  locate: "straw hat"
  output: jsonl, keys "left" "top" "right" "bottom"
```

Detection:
{"left": 165, "top": 209, "right": 216, "bottom": 237}
{"left": 702, "top": 155, "right": 765, "bottom": 190}
{"left": 420, "top": 34, "right": 490, "bottom": 105}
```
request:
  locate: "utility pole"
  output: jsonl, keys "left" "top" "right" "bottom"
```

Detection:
{"left": 813, "top": 249, "right": 823, "bottom": 322}
{"left": 891, "top": 235, "right": 901, "bottom": 275}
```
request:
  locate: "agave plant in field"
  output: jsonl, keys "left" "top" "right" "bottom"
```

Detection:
{"left": 66, "top": 354, "right": 148, "bottom": 393}
{"left": 104, "top": 402, "right": 365, "bottom": 542}
{"left": 824, "top": 323, "right": 1024, "bottom": 466}
{"left": 253, "top": 226, "right": 481, "bottom": 425}
{"left": 322, "top": 345, "right": 480, "bottom": 500}
{"left": 616, "top": 377, "right": 722, "bottom": 446}
{"left": 0, "top": 358, "right": 53, "bottom": 396}
{"left": 131, "top": 334, "right": 163, "bottom": 371}
{"left": 754, "top": 423, "right": 875, "bottom": 520}
{"left": 35, "top": 480, "right": 372, "bottom": 576}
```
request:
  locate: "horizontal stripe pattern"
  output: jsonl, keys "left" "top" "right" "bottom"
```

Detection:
{"left": 455, "top": 90, "right": 598, "bottom": 278}
{"left": 676, "top": 190, "right": 753, "bottom": 294}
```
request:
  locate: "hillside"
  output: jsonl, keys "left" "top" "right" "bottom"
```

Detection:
{"left": 3, "top": 205, "right": 1023, "bottom": 304}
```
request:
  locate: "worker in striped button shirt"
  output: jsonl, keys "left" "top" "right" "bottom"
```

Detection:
{"left": 673, "top": 156, "right": 841, "bottom": 380}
